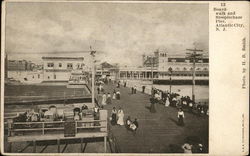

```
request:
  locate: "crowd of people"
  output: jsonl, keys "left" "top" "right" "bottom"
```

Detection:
{"left": 97, "top": 83, "right": 121, "bottom": 107}
{"left": 96, "top": 80, "right": 139, "bottom": 135}
{"left": 96, "top": 79, "right": 207, "bottom": 151}
{"left": 149, "top": 87, "right": 209, "bottom": 126}
{"left": 110, "top": 106, "right": 139, "bottom": 134}
{"left": 12, "top": 104, "right": 100, "bottom": 123}
{"left": 181, "top": 136, "right": 206, "bottom": 153}
{"left": 131, "top": 85, "right": 137, "bottom": 94}
{"left": 110, "top": 107, "right": 124, "bottom": 126}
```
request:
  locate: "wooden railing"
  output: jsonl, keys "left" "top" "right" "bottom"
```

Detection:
{"left": 8, "top": 119, "right": 108, "bottom": 137}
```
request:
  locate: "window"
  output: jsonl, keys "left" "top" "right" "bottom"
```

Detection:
{"left": 67, "top": 63, "right": 73, "bottom": 69}
{"left": 54, "top": 75, "right": 56, "bottom": 79}
{"left": 77, "top": 63, "right": 81, "bottom": 69}
{"left": 47, "top": 63, "right": 54, "bottom": 67}
{"left": 171, "top": 59, "right": 176, "bottom": 62}
{"left": 59, "top": 63, "right": 62, "bottom": 68}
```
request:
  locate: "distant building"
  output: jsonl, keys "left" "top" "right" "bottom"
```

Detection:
{"left": 42, "top": 57, "right": 85, "bottom": 82}
{"left": 119, "top": 50, "right": 209, "bottom": 81}
{"left": 96, "top": 62, "right": 119, "bottom": 80}
{"left": 7, "top": 60, "right": 35, "bottom": 71}
{"left": 142, "top": 51, "right": 159, "bottom": 68}
{"left": 143, "top": 50, "right": 209, "bottom": 72}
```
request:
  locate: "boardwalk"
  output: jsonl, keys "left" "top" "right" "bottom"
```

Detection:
{"left": 98, "top": 83, "right": 208, "bottom": 153}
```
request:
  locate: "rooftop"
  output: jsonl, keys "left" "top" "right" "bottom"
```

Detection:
{"left": 42, "top": 57, "right": 84, "bottom": 60}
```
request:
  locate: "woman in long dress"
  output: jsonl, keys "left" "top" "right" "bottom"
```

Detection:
{"left": 117, "top": 107, "right": 124, "bottom": 125}
{"left": 116, "top": 90, "right": 120, "bottom": 100}
{"left": 107, "top": 93, "right": 112, "bottom": 105}
{"left": 102, "top": 93, "right": 107, "bottom": 106}
{"left": 165, "top": 96, "right": 170, "bottom": 107}
{"left": 177, "top": 108, "right": 185, "bottom": 126}
{"left": 150, "top": 97, "right": 156, "bottom": 113}
{"left": 112, "top": 89, "right": 116, "bottom": 100}
{"left": 111, "top": 107, "right": 117, "bottom": 125}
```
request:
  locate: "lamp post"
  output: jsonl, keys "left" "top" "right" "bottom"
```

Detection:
{"left": 168, "top": 67, "right": 173, "bottom": 94}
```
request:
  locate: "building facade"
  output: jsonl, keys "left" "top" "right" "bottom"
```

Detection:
{"left": 7, "top": 60, "right": 35, "bottom": 71}
{"left": 119, "top": 50, "right": 209, "bottom": 81}
{"left": 42, "top": 57, "right": 85, "bottom": 82}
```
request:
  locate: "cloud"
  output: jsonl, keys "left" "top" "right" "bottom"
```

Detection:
{"left": 5, "top": 2, "right": 208, "bottom": 66}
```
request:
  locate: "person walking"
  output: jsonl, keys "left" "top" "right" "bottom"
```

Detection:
{"left": 188, "top": 101, "right": 193, "bottom": 113}
{"left": 111, "top": 107, "right": 117, "bottom": 125}
{"left": 131, "top": 86, "right": 134, "bottom": 94}
{"left": 150, "top": 97, "right": 156, "bottom": 113}
{"left": 101, "top": 93, "right": 107, "bottom": 106}
{"left": 117, "top": 107, "right": 124, "bottom": 126}
{"left": 134, "top": 85, "right": 137, "bottom": 94}
{"left": 165, "top": 96, "right": 170, "bottom": 107}
{"left": 117, "top": 81, "right": 120, "bottom": 88}
{"left": 97, "top": 86, "right": 100, "bottom": 94}
{"left": 116, "top": 90, "right": 121, "bottom": 100}
{"left": 107, "top": 93, "right": 112, "bottom": 105}
{"left": 112, "top": 89, "right": 116, "bottom": 100}
{"left": 97, "top": 93, "right": 102, "bottom": 106}
{"left": 142, "top": 86, "right": 145, "bottom": 93}
{"left": 177, "top": 108, "right": 185, "bottom": 126}
{"left": 99, "top": 85, "right": 103, "bottom": 93}
{"left": 124, "top": 81, "right": 127, "bottom": 87}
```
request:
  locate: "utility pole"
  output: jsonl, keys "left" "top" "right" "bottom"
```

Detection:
{"left": 90, "top": 46, "right": 96, "bottom": 106}
{"left": 151, "top": 57, "right": 153, "bottom": 80}
{"left": 5, "top": 54, "right": 8, "bottom": 79}
{"left": 168, "top": 67, "right": 173, "bottom": 94}
{"left": 186, "top": 48, "right": 203, "bottom": 103}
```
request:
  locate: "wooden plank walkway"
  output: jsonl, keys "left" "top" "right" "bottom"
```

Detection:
{"left": 98, "top": 83, "right": 208, "bottom": 153}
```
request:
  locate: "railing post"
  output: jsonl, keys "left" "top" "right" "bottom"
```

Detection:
{"left": 75, "top": 121, "right": 77, "bottom": 134}
{"left": 42, "top": 122, "right": 45, "bottom": 135}
{"left": 64, "top": 91, "right": 66, "bottom": 105}
{"left": 57, "top": 139, "right": 60, "bottom": 153}
{"left": 8, "top": 142, "right": 12, "bottom": 152}
{"left": 104, "top": 136, "right": 107, "bottom": 153}
{"left": 7, "top": 120, "right": 12, "bottom": 136}
{"left": 33, "top": 140, "right": 36, "bottom": 153}
{"left": 80, "top": 138, "right": 83, "bottom": 152}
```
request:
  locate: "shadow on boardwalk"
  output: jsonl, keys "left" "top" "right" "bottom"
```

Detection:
{"left": 97, "top": 83, "right": 208, "bottom": 153}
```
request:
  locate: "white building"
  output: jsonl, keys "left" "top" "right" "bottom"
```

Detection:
{"left": 8, "top": 70, "right": 43, "bottom": 84}
{"left": 119, "top": 51, "right": 209, "bottom": 81}
{"left": 42, "top": 57, "right": 85, "bottom": 82}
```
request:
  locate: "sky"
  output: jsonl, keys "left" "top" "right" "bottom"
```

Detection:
{"left": 5, "top": 2, "right": 208, "bottom": 66}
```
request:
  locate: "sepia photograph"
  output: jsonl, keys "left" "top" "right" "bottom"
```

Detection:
{"left": 2, "top": 1, "right": 209, "bottom": 154}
